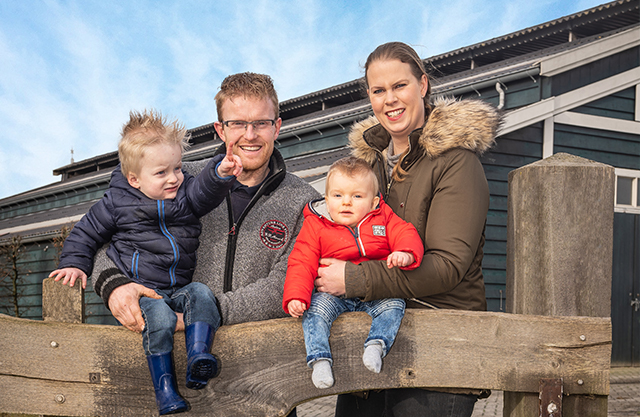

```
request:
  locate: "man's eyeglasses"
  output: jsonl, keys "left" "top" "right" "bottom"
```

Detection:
{"left": 222, "top": 120, "right": 276, "bottom": 131}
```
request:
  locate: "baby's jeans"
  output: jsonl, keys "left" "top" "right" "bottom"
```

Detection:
{"left": 138, "top": 282, "right": 220, "bottom": 356}
{"left": 302, "top": 291, "right": 406, "bottom": 366}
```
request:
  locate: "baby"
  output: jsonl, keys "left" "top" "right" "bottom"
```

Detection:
{"left": 283, "top": 156, "right": 423, "bottom": 389}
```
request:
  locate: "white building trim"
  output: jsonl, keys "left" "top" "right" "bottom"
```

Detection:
{"left": 615, "top": 168, "right": 640, "bottom": 214}
{"left": 554, "top": 112, "right": 640, "bottom": 135}
{"left": 0, "top": 215, "right": 84, "bottom": 237}
{"left": 543, "top": 117, "right": 554, "bottom": 159}
{"left": 636, "top": 84, "right": 640, "bottom": 122}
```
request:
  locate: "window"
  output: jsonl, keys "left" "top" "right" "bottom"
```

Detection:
{"left": 615, "top": 169, "right": 640, "bottom": 213}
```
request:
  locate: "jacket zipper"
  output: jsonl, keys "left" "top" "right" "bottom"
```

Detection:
{"left": 131, "top": 250, "right": 140, "bottom": 281}
{"left": 376, "top": 135, "right": 414, "bottom": 200}
{"left": 157, "top": 200, "right": 179, "bottom": 287}
{"left": 222, "top": 169, "right": 283, "bottom": 293}
{"left": 223, "top": 193, "right": 238, "bottom": 293}
{"left": 374, "top": 150, "right": 393, "bottom": 201}
{"left": 343, "top": 212, "right": 375, "bottom": 258}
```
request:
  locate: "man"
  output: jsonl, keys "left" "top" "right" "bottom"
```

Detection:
{"left": 92, "top": 72, "right": 320, "bottom": 334}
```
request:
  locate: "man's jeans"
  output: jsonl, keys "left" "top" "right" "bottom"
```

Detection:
{"left": 139, "top": 282, "right": 220, "bottom": 356}
{"left": 302, "top": 291, "right": 405, "bottom": 366}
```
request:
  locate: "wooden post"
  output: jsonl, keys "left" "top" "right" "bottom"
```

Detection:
{"left": 42, "top": 276, "right": 84, "bottom": 323}
{"left": 506, "top": 152, "right": 614, "bottom": 417}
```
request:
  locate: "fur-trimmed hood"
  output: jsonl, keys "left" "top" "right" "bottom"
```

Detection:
{"left": 349, "top": 97, "right": 501, "bottom": 164}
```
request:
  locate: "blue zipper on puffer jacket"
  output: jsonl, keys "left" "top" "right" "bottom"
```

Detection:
{"left": 131, "top": 251, "right": 140, "bottom": 281}
{"left": 157, "top": 200, "right": 179, "bottom": 286}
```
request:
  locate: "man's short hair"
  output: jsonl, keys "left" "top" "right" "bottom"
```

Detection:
{"left": 325, "top": 156, "right": 379, "bottom": 195}
{"left": 118, "top": 109, "right": 190, "bottom": 176}
{"left": 214, "top": 72, "right": 280, "bottom": 121}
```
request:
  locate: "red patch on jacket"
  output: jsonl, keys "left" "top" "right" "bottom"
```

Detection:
{"left": 260, "top": 220, "right": 289, "bottom": 249}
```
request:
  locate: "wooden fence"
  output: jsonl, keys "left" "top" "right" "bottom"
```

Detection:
{"left": 0, "top": 302, "right": 611, "bottom": 416}
{"left": 0, "top": 153, "right": 615, "bottom": 417}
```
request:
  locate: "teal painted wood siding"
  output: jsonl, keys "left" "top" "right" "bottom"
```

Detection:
{"left": 0, "top": 241, "right": 51, "bottom": 320}
{"left": 549, "top": 47, "right": 639, "bottom": 98}
{"left": 480, "top": 123, "right": 544, "bottom": 311}
{"left": 0, "top": 239, "right": 117, "bottom": 325}
{"left": 0, "top": 181, "right": 108, "bottom": 220}
{"left": 554, "top": 124, "right": 640, "bottom": 170}
{"left": 554, "top": 88, "right": 640, "bottom": 170}
{"left": 573, "top": 87, "right": 637, "bottom": 121}
{"left": 458, "top": 75, "right": 542, "bottom": 111}
{"left": 277, "top": 124, "right": 351, "bottom": 159}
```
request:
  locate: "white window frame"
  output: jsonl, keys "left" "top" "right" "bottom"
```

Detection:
{"left": 615, "top": 168, "right": 640, "bottom": 214}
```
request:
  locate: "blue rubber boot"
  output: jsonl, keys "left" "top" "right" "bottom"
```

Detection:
{"left": 185, "top": 321, "right": 220, "bottom": 389}
{"left": 147, "top": 352, "right": 189, "bottom": 415}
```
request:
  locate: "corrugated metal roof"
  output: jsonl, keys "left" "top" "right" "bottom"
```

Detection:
{"left": 279, "top": 0, "right": 638, "bottom": 116}
{"left": 425, "top": 0, "right": 638, "bottom": 76}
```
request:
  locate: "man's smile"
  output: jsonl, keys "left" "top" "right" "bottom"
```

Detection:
{"left": 239, "top": 145, "right": 262, "bottom": 152}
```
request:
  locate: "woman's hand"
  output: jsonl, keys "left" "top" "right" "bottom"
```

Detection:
{"left": 315, "top": 258, "right": 347, "bottom": 297}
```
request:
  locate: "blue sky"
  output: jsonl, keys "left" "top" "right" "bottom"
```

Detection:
{"left": 0, "top": 0, "right": 608, "bottom": 200}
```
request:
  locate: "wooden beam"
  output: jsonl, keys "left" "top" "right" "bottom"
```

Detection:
{"left": 0, "top": 309, "right": 610, "bottom": 417}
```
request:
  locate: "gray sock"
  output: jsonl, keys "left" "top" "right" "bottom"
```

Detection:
{"left": 311, "top": 359, "right": 334, "bottom": 389}
{"left": 363, "top": 343, "right": 384, "bottom": 373}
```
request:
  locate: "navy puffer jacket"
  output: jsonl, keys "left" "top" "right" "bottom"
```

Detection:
{"left": 58, "top": 154, "right": 232, "bottom": 290}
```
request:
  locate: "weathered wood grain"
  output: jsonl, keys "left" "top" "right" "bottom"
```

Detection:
{"left": 0, "top": 310, "right": 610, "bottom": 416}
{"left": 506, "top": 154, "right": 615, "bottom": 417}
{"left": 42, "top": 276, "right": 84, "bottom": 323}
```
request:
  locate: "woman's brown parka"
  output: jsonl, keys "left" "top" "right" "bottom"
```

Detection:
{"left": 346, "top": 97, "right": 501, "bottom": 312}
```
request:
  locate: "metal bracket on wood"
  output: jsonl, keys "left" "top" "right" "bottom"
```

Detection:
{"left": 539, "top": 378, "right": 563, "bottom": 417}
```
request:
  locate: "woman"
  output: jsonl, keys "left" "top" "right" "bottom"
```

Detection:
{"left": 314, "top": 42, "right": 501, "bottom": 416}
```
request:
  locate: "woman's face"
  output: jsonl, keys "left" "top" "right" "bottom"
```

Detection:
{"left": 366, "top": 59, "right": 429, "bottom": 142}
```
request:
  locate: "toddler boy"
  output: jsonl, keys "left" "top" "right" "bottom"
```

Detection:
{"left": 50, "top": 109, "right": 242, "bottom": 415}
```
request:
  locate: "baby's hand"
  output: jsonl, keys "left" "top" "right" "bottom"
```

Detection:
{"left": 287, "top": 300, "right": 307, "bottom": 318}
{"left": 386, "top": 251, "right": 415, "bottom": 269}
{"left": 217, "top": 142, "right": 243, "bottom": 178}
{"left": 49, "top": 267, "right": 88, "bottom": 289}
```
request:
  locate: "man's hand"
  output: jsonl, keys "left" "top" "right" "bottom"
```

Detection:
{"left": 108, "top": 282, "right": 162, "bottom": 333}
{"left": 50, "top": 267, "right": 88, "bottom": 289}
{"left": 287, "top": 300, "right": 307, "bottom": 318}
{"left": 315, "top": 258, "right": 347, "bottom": 297}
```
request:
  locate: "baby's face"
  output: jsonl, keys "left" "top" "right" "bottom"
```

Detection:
{"left": 127, "top": 142, "right": 184, "bottom": 200}
{"left": 325, "top": 171, "right": 380, "bottom": 228}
